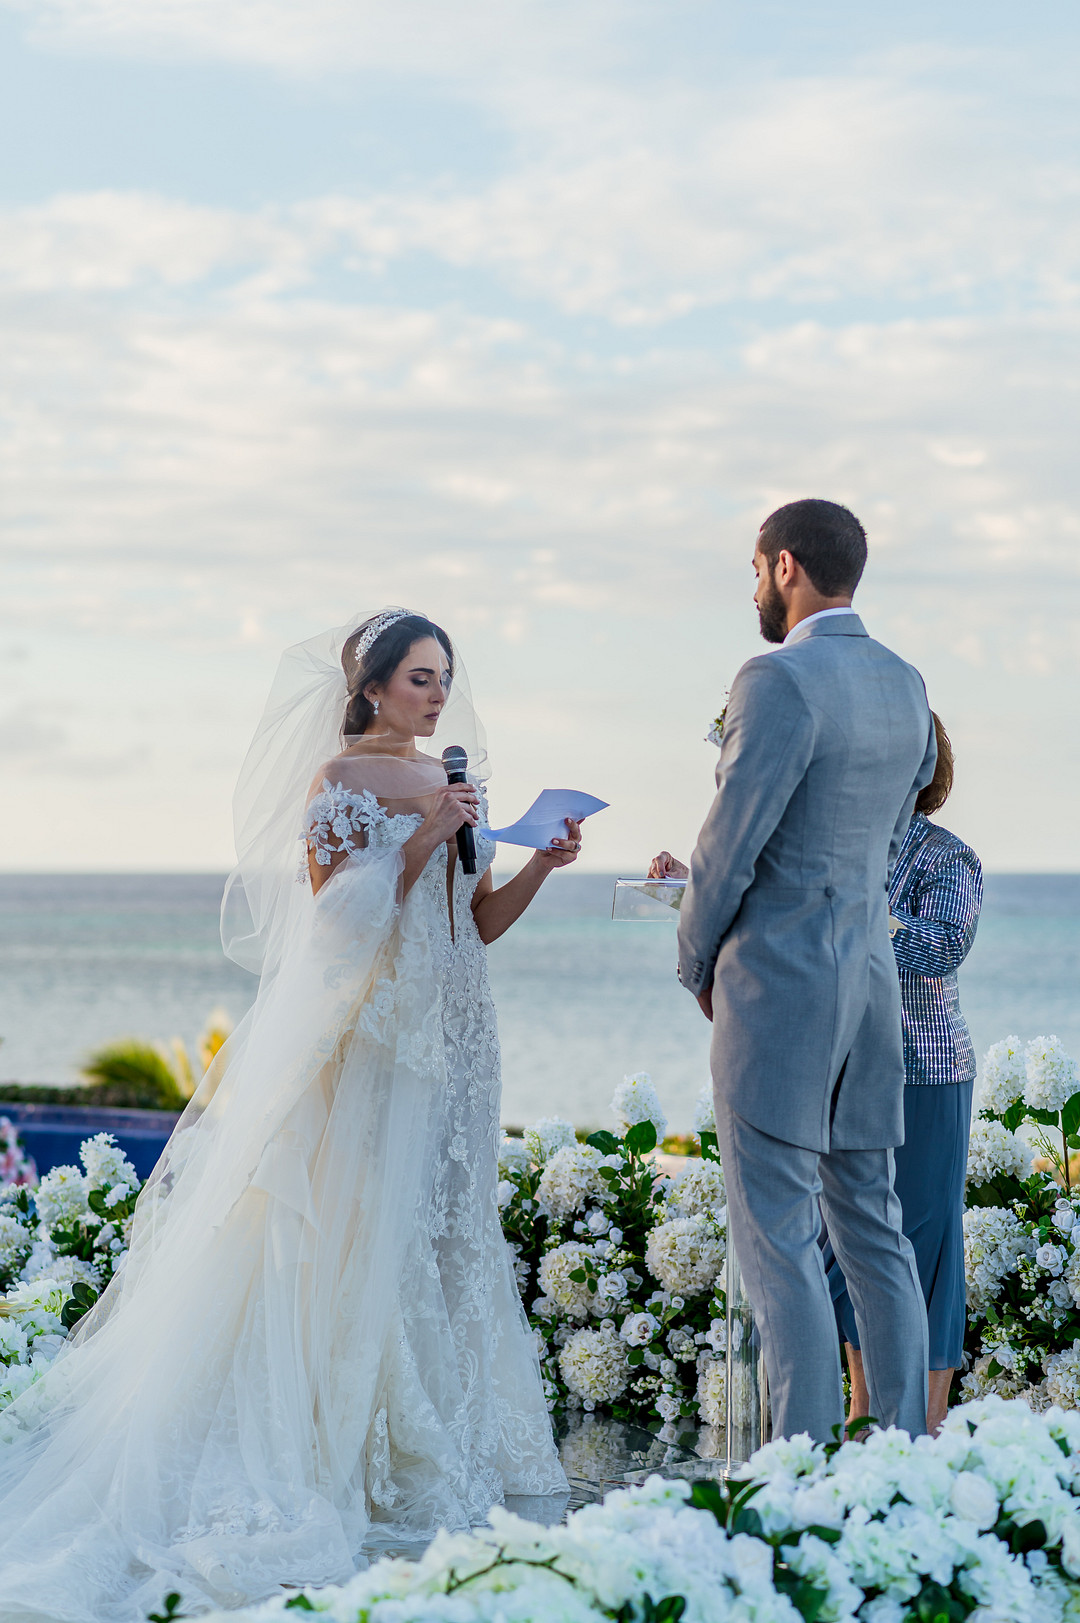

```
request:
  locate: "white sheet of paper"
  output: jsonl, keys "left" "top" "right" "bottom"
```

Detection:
{"left": 482, "top": 789, "right": 609, "bottom": 849}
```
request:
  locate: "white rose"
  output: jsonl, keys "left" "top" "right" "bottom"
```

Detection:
{"left": 619, "top": 1312, "right": 659, "bottom": 1347}
{"left": 496, "top": 1181, "right": 514, "bottom": 1209}
{"left": 949, "top": 1472, "right": 999, "bottom": 1530}
{"left": 1036, "top": 1243, "right": 1065, "bottom": 1276}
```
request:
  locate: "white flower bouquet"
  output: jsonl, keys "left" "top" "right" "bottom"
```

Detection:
{"left": 963, "top": 1035, "right": 1080, "bottom": 1408}
{"left": 0, "top": 1128, "right": 142, "bottom": 1413}
{"left": 182, "top": 1396, "right": 1080, "bottom": 1623}
{"left": 500, "top": 1073, "right": 727, "bottom": 1433}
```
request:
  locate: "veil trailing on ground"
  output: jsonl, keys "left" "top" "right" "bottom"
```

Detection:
{"left": 0, "top": 610, "right": 532, "bottom": 1621}
{"left": 220, "top": 609, "right": 488, "bottom": 979}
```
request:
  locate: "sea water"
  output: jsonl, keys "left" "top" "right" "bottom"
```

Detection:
{"left": 0, "top": 873, "right": 1077, "bottom": 1133}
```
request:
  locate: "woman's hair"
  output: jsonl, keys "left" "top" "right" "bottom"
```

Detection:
{"left": 915, "top": 711, "right": 954, "bottom": 816}
{"left": 340, "top": 612, "right": 454, "bottom": 737}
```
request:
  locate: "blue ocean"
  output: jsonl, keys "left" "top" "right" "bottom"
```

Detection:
{"left": 0, "top": 873, "right": 1077, "bottom": 1133}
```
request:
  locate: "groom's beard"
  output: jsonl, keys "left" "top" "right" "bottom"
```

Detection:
{"left": 756, "top": 571, "right": 787, "bottom": 644}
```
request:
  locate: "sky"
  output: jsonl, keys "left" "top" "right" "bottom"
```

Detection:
{"left": 2, "top": 0, "right": 1079, "bottom": 873}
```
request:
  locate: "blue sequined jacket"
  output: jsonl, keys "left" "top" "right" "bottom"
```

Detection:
{"left": 890, "top": 812, "right": 983, "bottom": 1084}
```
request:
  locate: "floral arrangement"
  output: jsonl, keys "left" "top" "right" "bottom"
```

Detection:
{"left": 962, "top": 1034, "right": 1080, "bottom": 1409}
{"left": 0, "top": 1130, "right": 141, "bottom": 1412}
{"left": 500, "top": 1073, "right": 727, "bottom": 1435}
{"left": 174, "top": 1396, "right": 1080, "bottom": 1623}
{"left": 0, "top": 1116, "right": 35, "bottom": 1187}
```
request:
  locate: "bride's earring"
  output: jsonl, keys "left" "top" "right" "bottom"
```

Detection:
{"left": 372, "top": 699, "right": 380, "bottom": 716}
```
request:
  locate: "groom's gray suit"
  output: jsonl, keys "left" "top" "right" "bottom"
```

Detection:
{"left": 678, "top": 611, "right": 937, "bottom": 1441}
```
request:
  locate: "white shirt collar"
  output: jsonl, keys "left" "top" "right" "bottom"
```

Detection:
{"left": 782, "top": 606, "right": 858, "bottom": 646}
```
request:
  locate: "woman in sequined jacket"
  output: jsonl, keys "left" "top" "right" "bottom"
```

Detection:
{"left": 831, "top": 712, "right": 983, "bottom": 1434}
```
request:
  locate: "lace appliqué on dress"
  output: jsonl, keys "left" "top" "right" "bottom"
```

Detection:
{"left": 298, "top": 782, "right": 388, "bottom": 882}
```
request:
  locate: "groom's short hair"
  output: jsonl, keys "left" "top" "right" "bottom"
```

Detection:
{"left": 757, "top": 499, "right": 867, "bottom": 596}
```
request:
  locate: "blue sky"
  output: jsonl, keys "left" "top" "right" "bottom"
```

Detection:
{"left": 2, "top": 0, "right": 1079, "bottom": 870}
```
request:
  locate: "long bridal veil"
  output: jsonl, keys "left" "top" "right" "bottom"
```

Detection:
{"left": 0, "top": 611, "right": 509, "bottom": 1622}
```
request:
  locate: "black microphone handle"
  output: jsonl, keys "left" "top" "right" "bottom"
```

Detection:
{"left": 455, "top": 821, "right": 477, "bottom": 876}
{"left": 444, "top": 765, "right": 478, "bottom": 875}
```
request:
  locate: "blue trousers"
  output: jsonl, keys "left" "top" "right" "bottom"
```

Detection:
{"left": 828, "top": 1078, "right": 974, "bottom": 1369}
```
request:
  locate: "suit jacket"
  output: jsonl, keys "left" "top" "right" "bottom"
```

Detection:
{"left": 677, "top": 613, "right": 936, "bottom": 1153}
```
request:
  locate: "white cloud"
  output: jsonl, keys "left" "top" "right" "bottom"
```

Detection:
{"left": 2, "top": 10, "right": 1079, "bottom": 867}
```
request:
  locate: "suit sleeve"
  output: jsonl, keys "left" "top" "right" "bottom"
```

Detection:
{"left": 887, "top": 701, "right": 937, "bottom": 880}
{"left": 676, "top": 656, "right": 814, "bottom": 996}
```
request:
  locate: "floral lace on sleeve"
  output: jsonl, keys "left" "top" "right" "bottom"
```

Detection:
{"left": 300, "top": 781, "right": 388, "bottom": 878}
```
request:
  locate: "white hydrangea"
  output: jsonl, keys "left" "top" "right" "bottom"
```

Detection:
{"left": 0, "top": 1318, "right": 29, "bottom": 1365}
{"left": 1063, "top": 1248, "right": 1080, "bottom": 1310}
{"left": 610, "top": 1073, "right": 667, "bottom": 1141}
{"left": 1025, "top": 1035, "right": 1080, "bottom": 1114}
{"left": 1044, "top": 1341, "right": 1080, "bottom": 1409}
{"left": 79, "top": 1133, "right": 138, "bottom": 1194}
{"left": 33, "top": 1165, "right": 89, "bottom": 1230}
{"left": 965, "top": 1118, "right": 1032, "bottom": 1188}
{"left": 498, "top": 1135, "right": 532, "bottom": 1178}
{"left": 645, "top": 1216, "right": 725, "bottom": 1297}
{"left": 696, "top": 1358, "right": 726, "bottom": 1427}
{"left": 536, "top": 1144, "right": 607, "bottom": 1222}
{"left": 963, "top": 1206, "right": 1032, "bottom": 1315}
{"left": 523, "top": 1118, "right": 577, "bottom": 1166}
{"left": 537, "top": 1241, "right": 596, "bottom": 1319}
{"left": 692, "top": 1083, "right": 716, "bottom": 1136}
{"left": 558, "top": 1326, "right": 629, "bottom": 1406}
{"left": 619, "top": 1312, "right": 659, "bottom": 1347}
{"left": 978, "top": 1036, "right": 1027, "bottom": 1115}
{"left": 667, "top": 1158, "right": 725, "bottom": 1220}
{"left": 0, "top": 1213, "right": 31, "bottom": 1277}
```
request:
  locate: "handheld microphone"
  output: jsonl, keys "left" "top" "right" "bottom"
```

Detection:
{"left": 441, "top": 745, "right": 477, "bottom": 875}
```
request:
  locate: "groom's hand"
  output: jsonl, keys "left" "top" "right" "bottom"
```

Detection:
{"left": 695, "top": 986, "right": 713, "bottom": 1021}
{"left": 648, "top": 851, "right": 689, "bottom": 879}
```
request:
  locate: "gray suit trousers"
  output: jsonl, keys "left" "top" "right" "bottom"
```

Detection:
{"left": 715, "top": 1093, "right": 929, "bottom": 1443}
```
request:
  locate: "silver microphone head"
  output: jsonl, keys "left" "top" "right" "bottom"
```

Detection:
{"left": 441, "top": 745, "right": 469, "bottom": 775}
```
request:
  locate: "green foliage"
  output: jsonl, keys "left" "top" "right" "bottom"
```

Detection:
{"left": 80, "top": 1040, "right": 188, "bottom": 1112}
{"left": 146, "top": 1596, "right": 186, "bottom": 1622}
{"left": 616, "top": 1595, "right": 687, "bottom": 1622}
{"left": 61, "top": 1281, "right": 98, "bottom": 1330}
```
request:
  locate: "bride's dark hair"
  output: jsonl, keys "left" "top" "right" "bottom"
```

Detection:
{"left": 341, "top": 612, "right": 454, "bottom": 736}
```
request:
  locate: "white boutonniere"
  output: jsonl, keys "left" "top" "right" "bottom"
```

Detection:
{"left": 705, "top": 694, "right": 729, "bottom": 750}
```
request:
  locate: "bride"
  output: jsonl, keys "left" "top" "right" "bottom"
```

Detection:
{"left": 0, "top": 609, "right": 578, "bottom": 1621}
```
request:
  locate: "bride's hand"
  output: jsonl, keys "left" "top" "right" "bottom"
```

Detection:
{"left": 534, "top": 818, "right": 582, "bottom": 872}
{"left": 648, "top": 851, "right": 688, "bottom": 879}
{"left": 422, "top": 783, "right": 479, "bottom": 845}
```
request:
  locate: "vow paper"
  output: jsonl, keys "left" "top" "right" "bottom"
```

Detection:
{"left": 482, "top": 789, "right": 609, "bottom": 850}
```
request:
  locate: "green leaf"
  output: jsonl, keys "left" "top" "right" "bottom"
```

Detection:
{"left": 688, "top": 1480, "right": 725, "bottom": 1521}
{"left": 586, "top": 1130, "right": 621, "bottom": 1155}
{"left": 284, "top": 1598, "right": 317, "bottom": 1612}
{"left": 587, "top": 1278, "right": 598, "bottom": 1293}
{"left": 568, "top": 1269, "right": 587, "bottom": 1282}
{"left": 625, "top": 1121, "right": 658, "bottom": 1156}
{"left": 1029, "top": 1108, "right": 1060, "bottom": 1127}
{"left": 627, "top": 1348, "right": 645, "bottom": 1366}
{"left": 699, "top": 1130, "right": 721, "bottom": 1164}
{"left": 147, "top": 1596, "right": 186, "bottom": 1622}
{"left": 1062, "top": 1092, "right": 1080, "bottom": 1137}
{"left": 731, "top": 1505, "right": 763, "bottom": 1538}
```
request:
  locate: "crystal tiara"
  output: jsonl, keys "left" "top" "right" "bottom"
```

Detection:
{"left": 354, "top": 608, "right": 418, "bottom": 665}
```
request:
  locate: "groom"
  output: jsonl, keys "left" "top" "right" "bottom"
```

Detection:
{"left": 654, "top": 499, "right": 936, "bottom": 1442}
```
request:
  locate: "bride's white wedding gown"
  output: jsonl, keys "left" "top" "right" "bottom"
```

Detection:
{"left": 0, "top": 759, "right": 566, "bottom": 1621}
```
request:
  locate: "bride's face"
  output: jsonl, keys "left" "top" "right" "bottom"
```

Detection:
{"left": 369, "top": 636, "right": 452, "bottom": 739}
